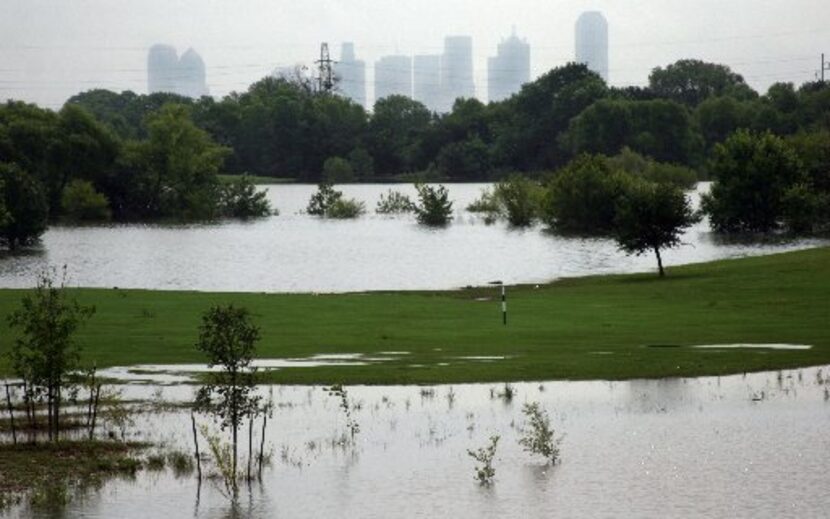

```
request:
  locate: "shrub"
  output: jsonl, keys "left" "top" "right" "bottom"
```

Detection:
{"left": 781, "top": 183, "right": 830, "bottom": 234}
{"left": 348, "top": 147, "right": 375, "bottom": 179}
{"left": 467, "top": 435, "right": 499, "bottom": 485}
{"left": 376, "top": 189, "right": 416, "bottom": 214}
{"left": 326, "top": 197, "right": 365, "bottom": 219}
{"left": 414, "top": 183, "right": 453, "bottom": 226}
{"left": 518, "top": 403, "right": 561, "bottom": 464}
{"left": 220, "top": 175, "right": 273, "bottom": 218}
{"left": 306, "top": 182, "right": 342, "bottom": 215}
{"left": 61, "top": 179, "right": 111, "bottom": 221}
{"left": 466, "top": 188, "right": 500, "bottom": 214}
{"left": 494, "top": 175, "right": 544, "bottom": 227}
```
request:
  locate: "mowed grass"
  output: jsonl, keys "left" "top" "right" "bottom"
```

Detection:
{"left": 0, "top": 247, "right": 828, "bottom": 385}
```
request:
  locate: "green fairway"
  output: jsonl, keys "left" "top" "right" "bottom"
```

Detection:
{"left": 1, "top": 247, "right": 828, "bottom": 385}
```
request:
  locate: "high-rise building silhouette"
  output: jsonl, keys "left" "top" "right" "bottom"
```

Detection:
{"left": 374, "top": 55, "right": 412, "bottom": 105}
{"left": 147, "top": 44, "right": 208, "bottom": 98}
{"left": 487, "top": 29, "right": 530, "bottom": 102}
{"left": 177, "top": 48, "right": 208, "bottom": 98}
{"left": 413, "top": 54, "right": 442, "bottom": 112}
{"left": 440, "top": 36, "right": 474, "bottom": 112}
{"left": 336, "top": 42, "right": 366, "bottom": 108}
{"left": 147, "top": 44, "right": 179, "bottom": 94}
{"left": 575, "top": 11, "right": 609, "bottom": 82}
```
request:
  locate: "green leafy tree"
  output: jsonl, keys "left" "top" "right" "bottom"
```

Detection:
{"left": 0, "top": 163, "right": 49, "bottom": 249}
{"left": 369, "top": 95, "right": 432, "bottom": 176}
{"left": 649, "top": 59, "right": 756, "bottom": 107}
{"left": 322, "top": 156, "right": 355, "bottom": 183}
{"left": 702, "top": 130, "right": 806, "bottom": 233}
{"left": 120, "top": 103, "right": 229, "bottom": 220}
{"left": 220, "top": 175, "right": 273, "bottom": 218}
{"left": 435, "top": 136, "right": 492, "bottom": 181}
{"left": 7, "top": 267, "right": 95, "bottom": 440}
{"left": 414, "top": 184, "right": 453, "bottom": 226}
{"left": 542, "top": 155, "right": 631, "bottom": 234}
{"left": 614, "top": 181, "right": 700, "bottom": 277}
{"left": 348, "top": 147, "right": 375, "bottom": 179}
{"left": 194, "top": 305, "right": 261, "bottom": 493}
{"left": 61, "top": 179, "right": 111, "bottom": 221}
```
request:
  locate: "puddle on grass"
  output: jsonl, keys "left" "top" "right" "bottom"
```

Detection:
{"left": 98, "top": 354, "right": 387, "bottom": 384}
{"left": 6, "top": 366, "right": 830, "bottom": 518}
{"left": 693, "top": 343, "right": 813, "bottom": 351}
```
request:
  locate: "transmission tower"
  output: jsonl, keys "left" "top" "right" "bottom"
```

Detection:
{"left": 823, "top": 53, "right": 830, "bottom": 83}
{"left": 315, "top": 43, "right": 337, "bottom": 93}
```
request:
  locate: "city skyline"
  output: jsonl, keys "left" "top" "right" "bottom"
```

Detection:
{"left": 147, "top": 44, "right": 208, "bottom": 98}
{"left": 2, "top": 0, "right": 828, "bottom": 109}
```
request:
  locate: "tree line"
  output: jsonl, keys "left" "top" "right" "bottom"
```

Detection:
{"left": 1, "top": 58, "right": 829, "bottom": 250}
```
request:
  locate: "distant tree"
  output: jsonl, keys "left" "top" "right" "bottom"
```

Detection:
{"left": 605, "top": 148, "right": 698, "bottom": 190}
{"left": 702, "top": 130, "right": 806, "bottom": 233}
{"left": 694, "top": 96, "right": 753, "bottom": 150}
{"left": 61, "top": 179, "right": 111, "bottom": 221}
{"left": 306, "top": 182, "right": 343, "bottom": 215}
{"left": 500, "top": 63, "right": 607, "bottom": 170}
{"left": 614, "top": 181, "right": 700, "bottom": 277}
{"left": 435, "top": 136, "right": 492, "bottom": 180}
{"left": 348, "top": 147, "right": 375, "bottom": 179}
{"left": 414, "top": 184, "right": 453, "bottom": 226}
{"left": 194, "top": 305, "right": 261, "bottom": 493}
{"left": 322, "top": 156, "right": 355, "bottom": 183}
{"left": 369, "top": 95, "right": 432, "bottom": 176}
{"left": 220, "top": 175, "right": 273, "bottom": 218}
{"left": 7, "top": 267, "right": 95, "bottom": 440}
{"left": 567, "top": 98, "right": 701, "bottom": 165}
{"left": 648, "top": 59, "right": 757, "bottom": 107}
{"left": 0, "top": 163, "right": 49, "bottom": 249}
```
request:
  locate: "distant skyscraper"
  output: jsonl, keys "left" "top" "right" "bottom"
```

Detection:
{"left": 413, "top": 54, "right": 442, "bottom": 112}
{"left": 374, "top": 55, "right": 412, "bottom": 105}
{"left": 336, "top": 42, "right": 366, "bottom": 108}
{"left": 177, "top": 48, "right": 208, "bottom": 98}
{"left": 147, "top": 44, "right": 179, "bottom": 94}
{"left": 487, "top": 29, "right": 530, "bottom": 102}
{"left": 147, "top": 44, "right": 208, "bottom": 98}
{"left": 575, "top": 11, "right": 609, "bottom": 82}
{"left": 440, "top": 36, "right": 474, "bottom": 112}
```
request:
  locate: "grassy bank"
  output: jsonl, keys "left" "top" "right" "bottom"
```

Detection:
{"left": 0, "top": 248, "right": 828, "bottom": 384}
{"left": 217, "top": 174, "right": 296, "bottom": 185}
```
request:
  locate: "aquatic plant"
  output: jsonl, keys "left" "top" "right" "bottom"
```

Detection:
{"left": 467, "top": 435, "right": 499, "bottom": 485}
{"left": 327, "top": 384, "right": 360, "bottom": 441}
{"left": 376, "top": 189, "right": 416, "bottom": 214}
{"left": 518, "top": 402, "right": 561, "bottom": 464}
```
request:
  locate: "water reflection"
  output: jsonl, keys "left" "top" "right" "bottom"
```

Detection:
{"left": 0, "top": 183, "right": 826, "bottom": 292}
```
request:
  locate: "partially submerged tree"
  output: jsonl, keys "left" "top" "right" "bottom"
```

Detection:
{"left": 0, "top": 163, "right": 49, "bottom": 249}
{"left": 414, "top": 183, "right": 453, "bottom": 226}
{"left": 7, "top": 267, "right": 95, "bottom": 440}
{"left": 614, "top": 181, "right": 700, "bottom": 277}
{"left": 194, "top": 305, "right": 261, "bottom": 494}
{"left": 518, "top": 402, "right": 561, "bottom": 464}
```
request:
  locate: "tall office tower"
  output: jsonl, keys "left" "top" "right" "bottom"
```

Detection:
{"left": 487, "top": 29, "right": 530, "bottom": 102}
{"left": 147, "top": 45, "right": 208, "bottom": 98}
{"left": 413, "top": 54, "right": 442, "bottom": 112}
{"left": 374, "top": 55, "right": 412, "bottom": 105}
{"left": 335, "top": 42, "right": 366, "bottom": 108}
{"left": 176, "top": 48, "right": 209, "bottom": 98}
{"left": 575, "top": 11, "right": 609, "bottom": 83}
{"left": 147, "top": 44, "right": 179, "bottom": 94}
{"left": 440, "top": 36, "right": 474, "bottom": 112}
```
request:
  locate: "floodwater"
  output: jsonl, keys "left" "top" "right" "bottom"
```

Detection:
{"left": 7, "top": 366, "right": 830, "bottom": 518}
{"left": 0, "top": 183, "right": 825, "bottom": 292}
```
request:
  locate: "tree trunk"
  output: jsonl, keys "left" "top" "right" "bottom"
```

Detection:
{"left": 654, "top": 246, "right": 665, "bottom": 277}
{"left": 5, "top": 383, "right": 17, "bottom": 445}
{"left": 247, "top": 418, "right": 254, "bottom": 481}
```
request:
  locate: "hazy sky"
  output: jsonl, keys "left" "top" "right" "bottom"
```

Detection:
{"left": 2, "top": 0, "right": 829, "bottom": 109}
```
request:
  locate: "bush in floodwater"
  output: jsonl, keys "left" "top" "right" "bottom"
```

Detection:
{"left": 306, "top": 182, "right": 342, "bottom": 215}
{"left": 467, "top": 435, "right": 499, "bottom": 485}
{"left": 518, "top": 402, "right": 561, "bottom": 464}
{"left": 414, "top": 183, "right": 453, "bottom": 226}
{"left": 494, "top": 175, "right": 545, "bottom": 227}
{"left": 325, "top": 197, "right": 365, "bottom": 219}
{"left": 376, "top": 189, "right": 416, "bottom": 214}
{"left": 200, "top": 424, "right": 239, "bottom": 498}
{"left": 167, "top": 450, "right": 195, "bottom": 477}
